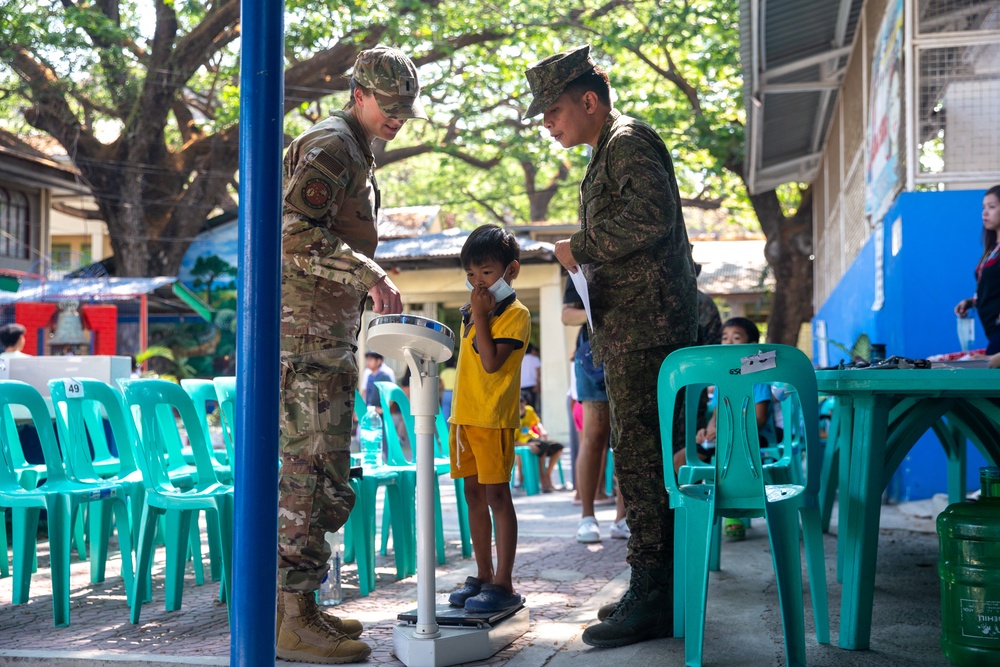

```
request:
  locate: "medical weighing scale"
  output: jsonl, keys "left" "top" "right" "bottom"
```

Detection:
{"left": 366, "top": 314, "right": 529, "bottom": 667}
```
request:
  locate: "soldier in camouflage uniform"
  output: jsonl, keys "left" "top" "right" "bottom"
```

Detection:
{"left": 277, "top": 46, "right": 426, "bottom": 664}
{"left": 524, "top": 45, "right": 697, "bottom": 649}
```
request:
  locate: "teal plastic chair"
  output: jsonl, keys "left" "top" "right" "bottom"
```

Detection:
{"left": 0, "top": 380, "right": 135, "bottom": 627}
{"left": 375, "top": 380, "right": 473, "bottom": 567}
{"left": 211, "top": 376, "right": 236, "bottom": 471}
{"left": 119, "top": 379, "right": 234, "bottom": 624}
{"left": 659, "top": 344, "right": 830, "bottom": 667}
{"left": 49, "top": 378, "right": 147, "bottom": 583}
{"left": 433, "top": 406, "right": 471, "bottom": 558}
{"left": 180, "top": 379, "right": 232, "bottom": 481}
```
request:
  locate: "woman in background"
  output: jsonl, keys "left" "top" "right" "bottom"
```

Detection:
{"left": 954, "top": 185, "right": 1000, "bottom": 366}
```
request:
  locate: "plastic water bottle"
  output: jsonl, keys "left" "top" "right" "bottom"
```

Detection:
{"left": 938, "top": 466, "right": 1000, "bottom": 665}
{"left": 318, "top": 530, "right": 342, "bottom": 606}
{"left": 359, "top": 405, "right": 383, "bottom": 468}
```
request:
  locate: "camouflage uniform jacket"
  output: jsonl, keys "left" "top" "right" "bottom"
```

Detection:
{"left": 697, "top": 290, "right": 723, "bottom": 346}
{"left": 281, "top": 111, "right": 386, "bottom": 354}
{"left": 569, "top": 109, "right": 697, "bottom": 363}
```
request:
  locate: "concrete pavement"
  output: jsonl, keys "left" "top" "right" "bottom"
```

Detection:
{"left": 0, "top": 478, "right": 956, "bottom": 666}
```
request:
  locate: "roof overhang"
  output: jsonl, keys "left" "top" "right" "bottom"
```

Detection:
{"left": 740, "top": 0, "right": 865, "bottom": 194}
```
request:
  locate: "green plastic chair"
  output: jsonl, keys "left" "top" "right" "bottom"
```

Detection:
{"left": 211, "top": 376, "right": 236, "bottom": 472}
{"left": 49, "top": 378, "right": 146, "bottom": 582}
{"left": 659, "top": 344, "right": 829, "bottom": 667}
{"left": 180, "top": 379, "right": 232, "bottom": 482}
{"left": 375, "top": 380, "right": 473, "bottom": 567}
{"left": 0, "top": 380, "right": 135, "bottom": 627}
{"left": 119, "top": 378, "right": 234, "bottom": 624}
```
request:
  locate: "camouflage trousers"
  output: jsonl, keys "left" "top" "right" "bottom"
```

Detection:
{"left": 277, "top": 353, "right": 357, "bottom": 593}
{"left": 603, "top": 343, "right": 687, "bottom": 570}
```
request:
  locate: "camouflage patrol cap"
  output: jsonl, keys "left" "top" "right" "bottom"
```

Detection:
{"left": 523, "top": 45, "right": 597, "bottom": 118}
{"left": 352, "top": 46, "right": 428, "bottom": 120}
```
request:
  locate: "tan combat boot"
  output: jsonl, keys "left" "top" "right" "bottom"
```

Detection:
{"left": 276, "top": 593, "right": 364, "bottom": 640}
{"left": 276, "top": 591, "right": 372, "bottom": 664}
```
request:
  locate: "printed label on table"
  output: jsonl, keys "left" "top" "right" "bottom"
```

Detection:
{"left": 960, "top": 598, "right": 1000, "bottom": 640}
{"left": 64, "top": 378, "right": 84, "bottom": 398}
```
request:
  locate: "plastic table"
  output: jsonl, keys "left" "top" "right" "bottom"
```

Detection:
{"left": 815, "top": 367, "right": 1000, "bottom": 650}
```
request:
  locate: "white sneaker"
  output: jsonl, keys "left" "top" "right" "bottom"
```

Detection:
{"left": 576, "top": 516, "right": 601, "bottom": 543}
{"left": 610, "top": 518, "right": 630, "bottom": 540}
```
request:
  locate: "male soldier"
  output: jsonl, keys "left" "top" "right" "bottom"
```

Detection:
{"left": 524, "top": 45, "right": 697, "bottom": 648}
{"left": 277, "top": 46, "right": 425, "bottom": 664}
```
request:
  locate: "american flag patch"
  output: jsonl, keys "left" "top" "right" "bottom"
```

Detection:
{"left": 310, "top": 148, "right": 347, "bottom": 182}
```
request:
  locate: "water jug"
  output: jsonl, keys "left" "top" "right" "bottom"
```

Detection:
{"left": 938, "top": 466, "right": 1000, "bottom": 666}
{"left": 359, "top": 405, "right": 383, "bottom": 468}
{"left": 318, "top": 530, "right": 342, "bottom": 606}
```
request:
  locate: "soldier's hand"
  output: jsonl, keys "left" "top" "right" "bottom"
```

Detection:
{"left": 554, "top": 239, "right": 578, "bottom": 273}
{"left": 369, "top": 276, "right": 403, "bottom": 314}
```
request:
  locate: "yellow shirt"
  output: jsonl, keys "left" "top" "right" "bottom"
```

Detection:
{"left": 517, "top": 405, "right": 541, "bottom": 443}
{"left": 450, "top": 297, "right": 531, "bottom": 430}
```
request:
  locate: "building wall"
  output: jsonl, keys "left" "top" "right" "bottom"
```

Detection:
{"left": 812, "top": 188, "right": 990, "bottom": 500}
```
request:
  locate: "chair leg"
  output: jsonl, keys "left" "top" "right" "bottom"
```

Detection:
{"left": 111, "top": 498, "right": 135, "bottom": 608}
{"left": 453, "top": 477, "right": 472, "bottom": 559}
{"left": 132, "top": 504, "right": 161, "bottom": 624}
{"left": 384, "top": 483, "right": 410, "bottom": 580}
{"left": 47, "top": 495, "right": 74, "bottom": 627}
{"left": 88, "top": 499, "right": 113, "bottom": 584}
{"left": 433, "top": 478, "right": 446, "bottom": 565}
{"left": 187, "top": 513, "right": 206, "bottom": 586}
{"left": 763, "top": 501, "right": 807, "bottom": 667}
{"left": 72, "top": 504, "right": 87, "bottom": 562}
{"left": 11, "top": 506, "right": 41, "bottom": 605}
{"left": 215, "top": 496, "right": 235, "bottom": 620}
{"left": 800, "top": 506, "right": 831, "bottom": 644}
{"left": 0, "top": 507, "right": 9, "bottom": 578}
{"left": 164, "top": 510, "right": 193, "bottom": 612}
{"left": 682, "top": 501, "right": 715, "bottom": 667}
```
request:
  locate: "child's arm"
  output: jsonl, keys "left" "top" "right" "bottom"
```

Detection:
{"left": 470, "top": 286, "right": 517, "bottom": 373}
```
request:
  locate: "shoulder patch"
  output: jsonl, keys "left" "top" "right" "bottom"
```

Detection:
{"left": 301, "top": 178, "right": 333, "bottom": 209}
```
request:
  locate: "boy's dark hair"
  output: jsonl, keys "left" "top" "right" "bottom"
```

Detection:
{"left": 722, "top": 317, "right": 760, "bottom": 343}
{"left": 365, "top": 351, "right": 384, "bottom": 361}
{"left": 0, "top": 323, "right": 26, "bottom": 349}
{"left": 563, "top": 65, "right": 611, "bottom": 108}
{"left": 460, "top": 224, "right": 520, "bottom": 269}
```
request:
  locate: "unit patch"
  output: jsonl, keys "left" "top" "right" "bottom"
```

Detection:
{"left": 302, "top": 178, "right": 332, "bottom": 209}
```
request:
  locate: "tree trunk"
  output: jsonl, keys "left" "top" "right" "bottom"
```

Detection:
{"left": 747, "top": 185, "right": 815, "bottom": 345}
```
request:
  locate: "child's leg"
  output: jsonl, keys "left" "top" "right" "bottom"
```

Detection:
{"left": 462, "top": 475, "right": 495, "bottom": 584}
{"left": 484, "top": 482, "right": 517, "bottom": 592}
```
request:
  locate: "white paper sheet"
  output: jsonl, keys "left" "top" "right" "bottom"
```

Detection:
{"left": 569, "top": 268, "right": 594, "bottom": 332}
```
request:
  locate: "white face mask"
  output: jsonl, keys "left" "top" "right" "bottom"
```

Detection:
{"left": 465, "top": 265, "right": 514, "bottom": 302}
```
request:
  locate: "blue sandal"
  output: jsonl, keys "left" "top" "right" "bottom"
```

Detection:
{"left": 464, "top": 584, "right": 523, "bottom": 612}
{"left": 448, "top": 576, "right": 482, "bottom": 607}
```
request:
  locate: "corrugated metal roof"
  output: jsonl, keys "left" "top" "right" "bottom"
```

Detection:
{"left": 375, "top": 228, "right": 554, "bottom": 263}
{"left": 741, "top": 0, "right": 865, "bottom": 193}
{"left": 0, "top": 277, "right": 176, "bottom": 304}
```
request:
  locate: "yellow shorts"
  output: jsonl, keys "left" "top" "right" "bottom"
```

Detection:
{"left": 449, "top": 424, "right": 515, "bottom": 485}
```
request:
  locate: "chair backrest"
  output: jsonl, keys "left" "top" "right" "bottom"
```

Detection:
{"left": 181, "top": 379, "right": 224, "bottom": 463}
{"left": 212, "top": 376, "right": 236, "bottom": 468}
{"left": 374, "top": 381, "right": 416, "bottom": 466}
{"left": 659, "top": 344, "right": 821, "bottom": 514}
{"left": 119, "top": 379, "right": 222, "bottom": 491}
{"left": 49, "top": 377, "right": 139, "bottom": 482}
{"left": 0, "top": 380, "right": 69, "bottom": 484}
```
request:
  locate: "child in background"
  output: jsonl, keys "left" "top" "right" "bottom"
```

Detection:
{"left": 447, "top": 224, "right": 531, "bottom": 612}
{"left": 518, "top": 391, "right": 564, "bottom": 493}
{"left": 672, "top": 317, "right": 779, "bottom": 540}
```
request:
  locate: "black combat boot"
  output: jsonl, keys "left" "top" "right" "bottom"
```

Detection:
{"left": 582, "top": 566, "right": 673, "bottom": 648}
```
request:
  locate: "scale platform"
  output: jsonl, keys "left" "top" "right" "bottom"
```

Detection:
{"left": 393, "top": 605, "right": 529, "bottom": 667}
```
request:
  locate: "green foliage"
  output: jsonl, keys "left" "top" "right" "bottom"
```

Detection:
{"left": 0, "top": 0, "right": 767, "bottom": 266}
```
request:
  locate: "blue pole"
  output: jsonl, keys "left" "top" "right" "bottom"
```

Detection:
{"left": 234, "top": 1, "right": 283, "bottom": 665}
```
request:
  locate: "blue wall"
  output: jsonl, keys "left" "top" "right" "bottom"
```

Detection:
{"left": 813, "top": 188, "right": 990, "bottom": 501}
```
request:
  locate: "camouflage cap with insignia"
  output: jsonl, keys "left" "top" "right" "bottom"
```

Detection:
{"left": 523, "top": 45, "right": 597, "bottom": 118}
{"left": 352, "top": 46, "right": 428, "bottom": 120}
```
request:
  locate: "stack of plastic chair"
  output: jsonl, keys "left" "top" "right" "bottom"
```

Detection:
{"left": 49, "top": 378, "right": 147, "bottom": 584}
{"left": 659, "top": 344, "right": 829, "bottom": 667}
{"left": 375, "top": 380, "right": 473, "bottom": 568}
{"left": 513, "top": 440, "right": 566, "bottom": 496}
{"left": 433, "top": 408, "right": 471, "bottom": 558}
{"left": 118, "top": 378, "right": 234, "bottom": 624}
{"left": 0, "top": 380, "right": 135, "bottom": 627}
